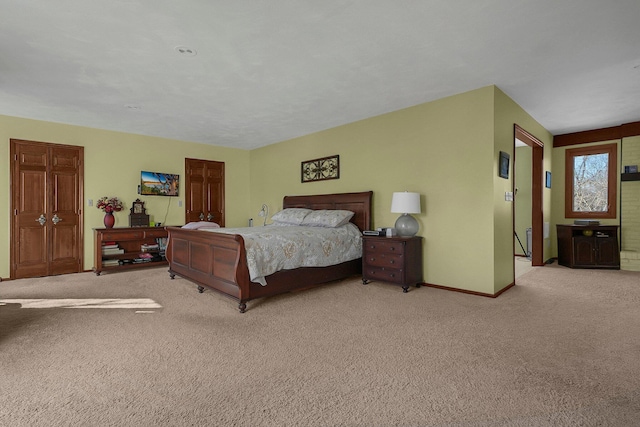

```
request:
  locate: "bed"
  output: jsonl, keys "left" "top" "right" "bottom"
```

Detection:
{"left": 165, "top": 191, "right": 372, "bottom": 312}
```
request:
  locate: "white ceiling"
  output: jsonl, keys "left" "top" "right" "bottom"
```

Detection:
{"left": 1, "top": 1, "right": 639, "bottom": 150}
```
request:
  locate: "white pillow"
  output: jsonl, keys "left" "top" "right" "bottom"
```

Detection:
{"left": 270, "top": 208, "right": 312, "bottom": 225}
{"left": 182, "top": 221, "right": 220, "bottom": 230}
{"left": 300, "top": 210, "right": 355, "bottom": 228}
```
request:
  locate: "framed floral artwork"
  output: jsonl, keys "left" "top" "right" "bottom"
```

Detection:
{"left": 301, "top": 155, "right": 340, "bottom": 183}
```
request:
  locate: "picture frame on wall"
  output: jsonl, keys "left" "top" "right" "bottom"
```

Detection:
{"left": 498, "top": 151, "right": 510, "bottom": 179}
{"left": 545, "top": 171, "right": 552, "bottom": 188}
{"left": 301, "top": 155, "right": 340, "bottom": 183}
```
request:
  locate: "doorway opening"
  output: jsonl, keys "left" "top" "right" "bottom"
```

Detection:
{"left": 513, "top": 125, "right": 544, "bottom": 268}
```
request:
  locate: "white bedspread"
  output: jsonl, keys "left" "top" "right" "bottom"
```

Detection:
{"left": 202, "top": 223, "right": 363, "bottom": 286}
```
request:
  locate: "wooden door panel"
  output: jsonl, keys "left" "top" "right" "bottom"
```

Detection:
{"left": 18, "top": 227, "right": 47, "bottom": 264}
{"left": 52, "top": 172, "right": 78, "bottom": 212}
{"left": 188, "top": 180, "right": 205, "bottom": 222}
{"left": 19, "top": 170, "right": 46, "bottom": 214}
{"left": 50, "top": 147, "right": 82, "bottom": 275}
{"left": 50, "top": 225, "right": 79, "bottom": 275}
{"left": 16, "top": 226, "right": 48, "bottom": 278}
{"left": 14, "top": 146, "right": 49, "bottom": 278}
{"left": 186, "top": 159, "right": 205, "bottom": 223}
{"left": 206, "top": 163, "right": 224, "bottom": 226}
{"left": 18, "top": 149, "right": 48, "bottom": 167}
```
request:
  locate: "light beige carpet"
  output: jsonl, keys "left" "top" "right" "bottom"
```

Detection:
{"left": 1, "top": 264, "right": 640, "bottom": 426}
{"left": 515, "top": 256, "right": 533, "bottom": 279}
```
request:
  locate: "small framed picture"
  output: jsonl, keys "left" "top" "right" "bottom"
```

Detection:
{"left": 301, "top": 155, "right": 340, "bottom": 183}
{"left": 498, "top": 151, "right": 510, "bottom": 179}
{"left": 545, "top": 171, "right": 552, "bottom": 188}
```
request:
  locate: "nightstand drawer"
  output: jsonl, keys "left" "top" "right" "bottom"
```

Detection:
{"left": 363, "top": 266, "right": 404, "bottom": 284}
{"left": 363, "top": 252, "right": 404, "bottom": 268}
{"left": 363, "top": 239, "right": 406, "bottom": 255}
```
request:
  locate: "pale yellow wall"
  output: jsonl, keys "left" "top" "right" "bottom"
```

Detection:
{"left": 250, "top": 86, "right": 509, "bottom": 294}
{"left": 514, "top": 145, "right": 532, "bottom": 256}
{"left": 493, "top": 87, "right": 553, "bottom": 292}
{"left": 550, "top": 140, "right": 621, "bottom": 256}
{"left": 620, "top": 135, "right": 640, "bottom": 251}
{"left": 0, "top": 114, "right": 250, "bottom": 277}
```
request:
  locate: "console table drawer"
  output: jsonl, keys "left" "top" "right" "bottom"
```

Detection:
{"left": 144, "top": 229, "right": 168, "bottom": 238}
{"left": 101, "top": 230, "right": 144, "bottom": 241}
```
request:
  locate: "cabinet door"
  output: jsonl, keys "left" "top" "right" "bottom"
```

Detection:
{"left": 573, "top": 237, "right": 595, "bottom": 266}
{"left": 595, "top": 238, "right": 619, "bottom": 266}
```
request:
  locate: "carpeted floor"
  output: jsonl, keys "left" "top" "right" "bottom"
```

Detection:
{"left": 1, "top": 264, "right": 640, "bottom": 426}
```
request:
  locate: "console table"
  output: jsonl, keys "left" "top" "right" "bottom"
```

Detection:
{"left": 93, "top": 226, "right": 169, "bottom": 275}
{"left": 556, "top": 224, "right": 620, "bottom": 269}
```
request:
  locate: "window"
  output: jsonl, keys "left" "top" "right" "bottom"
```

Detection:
{"left": 564, "top": 143, "right": 617, "bottom": 218}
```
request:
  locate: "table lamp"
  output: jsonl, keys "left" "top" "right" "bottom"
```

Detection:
{"left": 391, "top": 192, "right": 421, "bottom": 237}
{"left": 258, "top": 204, "right": 269, "bottom": 226}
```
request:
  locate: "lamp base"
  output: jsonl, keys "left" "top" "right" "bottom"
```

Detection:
{"left": 394, "top": 214, "right": 419, "bottom": 237}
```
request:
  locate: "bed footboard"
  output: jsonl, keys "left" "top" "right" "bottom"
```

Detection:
{"left": 166, "top": 226, "right": 252, "bottom": 309}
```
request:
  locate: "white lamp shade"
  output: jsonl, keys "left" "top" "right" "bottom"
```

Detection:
{"left": 391, "top": 192, "right": 421, "bottom": 214}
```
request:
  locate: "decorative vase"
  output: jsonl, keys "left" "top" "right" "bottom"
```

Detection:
{"left": 104, "top": 212, "right": 115, "bottom": 228}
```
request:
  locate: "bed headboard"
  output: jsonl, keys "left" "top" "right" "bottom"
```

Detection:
{"left": 282, "top": 191, "right": 373, "bottom": 231}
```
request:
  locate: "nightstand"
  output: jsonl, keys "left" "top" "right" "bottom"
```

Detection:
{"left": 362, "top": 235, "right": 423, "bottom": 292}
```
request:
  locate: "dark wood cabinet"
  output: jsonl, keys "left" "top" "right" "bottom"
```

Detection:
{"left": 556, "top": 224, "right": 619, "bottom": 269}
{"left": 362, "top": 236, "right": 423, "bottom": 292}
{"left": 93, "top": 227, "right": 169, "bottom": 275}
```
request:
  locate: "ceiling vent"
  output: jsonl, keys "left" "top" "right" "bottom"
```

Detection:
{"left": 175, "top": 46, "right": 197, "bottom": 57}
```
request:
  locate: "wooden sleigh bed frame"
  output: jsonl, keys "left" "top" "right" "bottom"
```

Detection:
{"left": 166, "top": 191, "right": 372, "bottom": 312}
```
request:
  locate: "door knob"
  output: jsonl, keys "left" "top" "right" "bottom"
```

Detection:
{"left": 199, "top": 212, "right": 205, "bottom": 220}
{"left": 36, "top": 214, "right": 46, "bottom": 226}
{"left": 52, "top": 214, "right": 62, "bottom": 224}
{"left": 207, "top": 213, "right": 214, "bottom": 221}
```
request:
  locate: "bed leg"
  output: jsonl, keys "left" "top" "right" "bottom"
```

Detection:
{"left": 238, "top": 302, "right": 247, "bottom": 313}
{"left": 197, "top": 285, "right": 205, "bottom": 293}
{"left": 169, "top": 271, "right": 175, "bottom": 279}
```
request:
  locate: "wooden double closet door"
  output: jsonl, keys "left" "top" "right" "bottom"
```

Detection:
{"left": 10, "top": 140, "right": 84, "bottom": 279}
{"left": 185, "top": 158, "right": 225, "bottom": 226}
